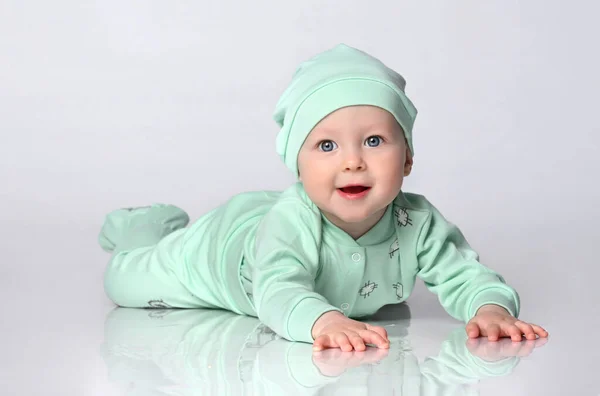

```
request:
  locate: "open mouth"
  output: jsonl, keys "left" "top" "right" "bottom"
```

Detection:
{"left": 338, "top": 186, "right": 370, "bottom": 194}
{"left": 337, "top": 185, "right": 371, "bottom": 200}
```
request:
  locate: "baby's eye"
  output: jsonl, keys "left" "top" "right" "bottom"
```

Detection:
{"left": 318, "top": 140, "right": 338, "bottom": 152}
{"left": 365, "top": 135, "right": 382, "bottom": 147}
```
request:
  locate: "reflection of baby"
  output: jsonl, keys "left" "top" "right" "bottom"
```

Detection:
{"left": 100, "top": 308, "right": 544, "bottom": 395}
{"left": 99, "top": 44, "right": 547, "bottom": 351}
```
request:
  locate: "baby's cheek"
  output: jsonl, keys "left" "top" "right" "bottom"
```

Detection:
{"left": 381, "top": 168, "right": 405, "bottom": 192}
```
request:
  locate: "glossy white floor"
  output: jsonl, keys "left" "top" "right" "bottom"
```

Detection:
{"left": 2, "top": 220, "right": 597, "bottom": 395}
{"left": 3, "top": 0, "right": 599, "bottom": 394}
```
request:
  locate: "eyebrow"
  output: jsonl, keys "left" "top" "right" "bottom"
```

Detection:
{"left": 311, "top": 123, "right": 393, "bottom": 138}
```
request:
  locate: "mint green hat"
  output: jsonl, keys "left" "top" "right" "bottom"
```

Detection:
{"left": 273, "top": 43, "right": 418, "bottom": 176}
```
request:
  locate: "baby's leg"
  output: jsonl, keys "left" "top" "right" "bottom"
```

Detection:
{"left": 99, "top": 204, "right": 210, "bottom": 309}
{"left": 98, "top": 204, "right": 189, "bottom": 254}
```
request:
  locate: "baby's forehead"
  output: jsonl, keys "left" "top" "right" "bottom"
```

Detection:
{"left": 308, "top": 106, "right": 402, "bottom": 137}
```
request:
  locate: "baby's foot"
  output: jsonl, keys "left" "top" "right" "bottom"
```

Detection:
{"left": 98, "top": 204, "right": 190, "bottom": 252}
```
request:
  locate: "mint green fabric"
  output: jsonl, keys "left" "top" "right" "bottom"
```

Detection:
{"left": 99, "top": 204, "right": 189, "bottom": 253}
{"left": 101, "top": 184, "right": 520, "bottom": 344}
{"left": 273, "top": 44, "right": 418, "bottom": 176}
{"left": 242, "top": 184, "right": 519, "bottom": 342}
{"left": 100, "top": 44, "right": 517, "bottom": 345}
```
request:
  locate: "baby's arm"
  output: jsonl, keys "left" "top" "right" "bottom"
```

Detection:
{"left": 251, "top": 200, "right": 341, "bottom": 343}
{"left": 251, "top": 199, "right": 389, "bottom": 350}
{"left": 415, "top": 199, "right": 519, "bottom": 320}
{"left": 414, "top": 197, "right": 547, "bottom": 340}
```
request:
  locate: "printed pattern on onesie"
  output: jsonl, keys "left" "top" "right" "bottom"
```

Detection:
{"left": 350, "top": 234, "right": 400, "bottom": 317}
{"left": 351, "top": 206, "right": 413, "bottom": 317}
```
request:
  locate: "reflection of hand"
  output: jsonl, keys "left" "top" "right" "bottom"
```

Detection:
{"left": 312, "top": 347, "right": 390, "bottom": 377}
{"left": 466, "top": 304, "right": 549, "bottom": 341}
{"left": 466, "top": 335, "right": 548, "bottom": 362}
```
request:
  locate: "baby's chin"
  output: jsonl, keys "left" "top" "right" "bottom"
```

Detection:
{"left": 325, "top": 206, "right": 385, "bottom": 225}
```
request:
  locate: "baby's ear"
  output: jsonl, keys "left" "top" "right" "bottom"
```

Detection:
{"left": 404, "top": 149, "right": 413, "bottom": 177}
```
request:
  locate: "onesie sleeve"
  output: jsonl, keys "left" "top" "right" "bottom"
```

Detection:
{"left": 414, "top": 198, "right": 520, "bottom": 322}
{"left": 252, "top": 199, "right": 342, "bottom": 343}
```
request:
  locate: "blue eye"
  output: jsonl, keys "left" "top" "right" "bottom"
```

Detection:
{"left": 365, "top": 135, "right": 382, "bottom": 147}
{"left": 319, "top": 140, "right": 338, "bottom": 152}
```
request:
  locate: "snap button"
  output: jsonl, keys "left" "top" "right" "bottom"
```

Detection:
{"left": 351, "top": 253, "right": 361, "bottom": 262}
{"left": 341, "top": 303, "right": 350, "bottom": 310}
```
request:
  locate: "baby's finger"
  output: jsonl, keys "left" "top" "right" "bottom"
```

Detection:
{"left": 348, "top": 333, "right": 367, "bottom": 352}
{"left": 360, "top": 329, "right": 390, "bottom": 349}
{"left": 530, "top": 324, "right": 549, "bottom": 338}
{"left": 486, "top": 324, "right": 501, "bottom": 341}
{"left": 466, "top": 322, "right": 481, "bottom": 338}
{"left": 335, "top": 333, "right": 354, "bottom": 352}
{"left": 313, "top": 334, "right": 350, "bottom": 352}
{"left": 514, "top": 321, "right": 536, "bottom": 340}
{"left": 505, "top": 324, "right": 523, "bottom": 342}
{"left": 365, "top": 324, "right": 389, "bottom": 342}
{"left": 313, "top": 334, "right": 331, "bottom": 351}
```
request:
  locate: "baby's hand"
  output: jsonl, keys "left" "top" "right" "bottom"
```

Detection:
{"left": 311, "top": 311, "right": 390, "bottom": 352}
{"left": 466, "top": 304, "right": 549, "bottom": 342}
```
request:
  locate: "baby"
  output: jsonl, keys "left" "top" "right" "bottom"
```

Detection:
{"left": 99, "top": 44, "right": 548, "bottom": 352}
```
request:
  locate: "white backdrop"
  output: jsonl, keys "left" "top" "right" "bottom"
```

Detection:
{"left": 1, "top": 1, "right": 599, "bottom": 394}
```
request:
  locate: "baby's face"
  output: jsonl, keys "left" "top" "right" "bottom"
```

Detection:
{"left": 297, "top": 105, "right": 412, "bottom": 232}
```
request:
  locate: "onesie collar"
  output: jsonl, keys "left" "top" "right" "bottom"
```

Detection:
{"left": 321, "top": 203, "right": 396, "bottom": 247}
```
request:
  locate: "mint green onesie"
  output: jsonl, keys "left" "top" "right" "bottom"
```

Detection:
{"left": 100, "top": 182, "right": 520, "bottom": 344}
